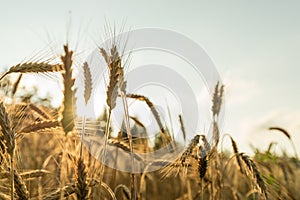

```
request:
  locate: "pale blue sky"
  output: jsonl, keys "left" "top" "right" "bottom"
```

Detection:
{"left": 1, "top": 0, "right": 300, "bottom": 155}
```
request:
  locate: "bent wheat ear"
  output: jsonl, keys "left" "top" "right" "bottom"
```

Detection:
{"left": 240, "top": 153, "right": 269, "bottom": 200}
{"left": 19, "top": 120, "right": 60, "bottom": 133}
{"left": 19, "top": 170, "right": 51, "bottom": 180}
{"left": 28, "top": 104, "right": 51, "bottom": 120}
{"left": 0, "top": 62, "right": 63, "bottom": 81}
{"left": 230, "top": 136, "right": 244, "bottom": 174}
{"left": 129, "top": 116, "right": 145, "bottom": 129}
{"left": 126, "top": 93, "right": 171, "bottom": 144}
{"left": 43, "top": 183, "right": 76, "bottom": 200}
{"left": 269, "top": 127, "right": 299, "bottom": 161}
{"left": 269, "top": 127, "right": 290, "bottom": 139}
{"left": 114, "top": 184, "right": 131, "bottom": 200}
{"left": 89, "top": 180, "right": 117, "bottom": 200}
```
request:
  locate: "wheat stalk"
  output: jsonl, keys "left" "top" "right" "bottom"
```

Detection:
{"left": 99, "top": 45, "right": 129, "bottom": 199}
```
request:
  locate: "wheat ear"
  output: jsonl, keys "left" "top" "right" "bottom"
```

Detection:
{"left": 19, "top": 120, "right": 60, "bottom": 133}
{"left": 181, "top": 135, "right": 200, "bottom": 165}
{"left": 11, "top": 74, "right": 23, "bottom": 97}
{"left": 28, "top": 104, "right": 51, "bottom": 120}
{"left": 0, "top": 102, "right": 15, "bottom": 200}
{"left": 269, "top": 127, "right": 299, "bottom": 161}
{"left": 60, "top": 45, "right": 75, "bottom": 135}
{"left": 0, "top": 62, "right": 63, "bottom": 81}
{"left": 240, "top": 153, "right": 269, "bottom": 200}
{"left": 13, "top": 169, "right": 29, "bottom": 200}
{"left": 126, "top": 93, "right": 171, "bottom": 145}
{"left": 100, "top": 46, "right": 124, "bottom": 111}
{"left": 230, "top": 136, "right": 244, "bottom": 174}
{"left": 98, "top": 46, "right": 125, "bottom": 199}
{"left": 83, "top": 62, "right": 92, "bottom": 105}
{"left": 0, "top": 102, "right": 15, "bottom": 156}
{"left": 76, "top": 158, "right": 88, "bottom": 200}
{"left": 179, "top": 115, "right": 186, "bottom": 142}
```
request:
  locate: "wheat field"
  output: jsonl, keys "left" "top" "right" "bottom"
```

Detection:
{"left": 0, "top": 42, "right": 299, "bottom": 200}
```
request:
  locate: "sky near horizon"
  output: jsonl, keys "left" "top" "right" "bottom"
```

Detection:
{"left": 0, "top": 1, "right": 300, "bottom": 155}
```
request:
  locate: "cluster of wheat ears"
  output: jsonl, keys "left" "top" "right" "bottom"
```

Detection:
{"left": 0, "top": 40, "right": 299, "bottom": 200}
